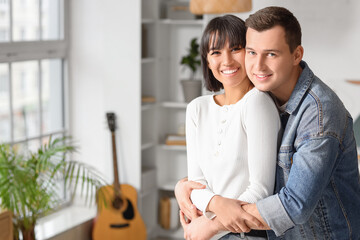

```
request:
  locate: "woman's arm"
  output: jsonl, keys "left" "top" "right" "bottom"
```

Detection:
{"left": 185, "top": 101, "right": 217, "bottom": 217}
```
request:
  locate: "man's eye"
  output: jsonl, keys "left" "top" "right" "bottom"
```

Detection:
{"left": 247, "top": 51, "right": 255, "bottom": 55}
{"left": 268, "top": 53, "right": 276, "bottom": 57}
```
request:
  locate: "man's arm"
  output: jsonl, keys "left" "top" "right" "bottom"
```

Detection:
{"left": 254, "top": 136, "right": 341, "bottom": 236}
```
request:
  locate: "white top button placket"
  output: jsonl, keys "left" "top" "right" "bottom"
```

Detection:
{"left": 214, "top": 106, "right": 230, "bottom": 157}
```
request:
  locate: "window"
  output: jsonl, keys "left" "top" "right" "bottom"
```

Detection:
{"left": 0, "top": 0, "right": 68, "bottom": 153}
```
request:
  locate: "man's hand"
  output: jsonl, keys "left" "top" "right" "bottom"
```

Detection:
{"left": 208, "top": 196, "right": 263, "bottom": 233}
{"left": 179, "top": 205, "right": 219, "bottom": 240}
{"left": 175, "top": 177, "right": 205, "bottom": 220}
{"left": 242, "top": 203, "right": 270, "bottom": 230}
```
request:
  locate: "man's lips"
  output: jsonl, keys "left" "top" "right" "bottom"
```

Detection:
{"left": 254, "top": 73, "right": 272, "bottom": 81}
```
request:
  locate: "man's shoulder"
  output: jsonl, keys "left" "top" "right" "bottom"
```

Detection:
{"left": 304, "top": 77, "right": 347, "bottom": 115}
{"left": 294, "top": 76, "right": 350, "bottom": 137}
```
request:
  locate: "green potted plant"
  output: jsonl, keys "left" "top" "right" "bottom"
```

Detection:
{"left": 180, "top": 37, "right": 202, "bottom": 102}
{"left": 0, "top": 136, "right": 107, "bottom": 240}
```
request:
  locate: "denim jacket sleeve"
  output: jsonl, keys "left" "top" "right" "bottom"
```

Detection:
{"left": 257, "top": 135, "right": 341, "bottom": 236}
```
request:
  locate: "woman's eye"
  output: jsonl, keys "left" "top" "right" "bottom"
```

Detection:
{"left": 232, "top": 47, "right": 241, "bottom": 52}
{"left": 210, "top": 51, "right": 220, "bottom": 55}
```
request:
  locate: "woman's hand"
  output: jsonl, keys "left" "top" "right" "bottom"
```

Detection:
{"left": 180, "top": 205, "right": 219, "bottom": 240}
{"left": 174, "top": 177, "right": 205, "bottom": 220}
{"left": 208, "top": 196, "right": 263, "bottom": 233}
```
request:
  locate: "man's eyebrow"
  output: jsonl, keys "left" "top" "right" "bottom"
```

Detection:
{"left": 245, "top": 47, "right": 281, "bottom": 53}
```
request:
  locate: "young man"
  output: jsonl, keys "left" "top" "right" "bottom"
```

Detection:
{"left": 176, "top": 6, "right": 360, "bottom": 239}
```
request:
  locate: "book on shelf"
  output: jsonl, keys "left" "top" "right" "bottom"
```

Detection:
{"left": 165, "top": 134, "right": 186, "bottom": 146}
{"left": 141, "top": 95, "right": 156, "bottom": 103}
{"left": 159, "top": 196, "right": 179, "bottom": 230}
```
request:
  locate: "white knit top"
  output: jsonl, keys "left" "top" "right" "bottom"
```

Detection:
{"left": 186, "top": 88, "right": 281, "bottom": 220}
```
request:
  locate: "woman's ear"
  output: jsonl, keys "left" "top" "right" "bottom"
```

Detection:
{"left": 293, "top": 45, "right": 304, "bottom": 65}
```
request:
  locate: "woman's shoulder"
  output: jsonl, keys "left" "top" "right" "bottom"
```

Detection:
{"left": 243, "top": 88, "right": 274, "bottom": 104}
{"left": 241, "top": 88, "right": 278, "bottom": 113}
{"left": 187, "top": 95, "right": 214, "bottom": 109}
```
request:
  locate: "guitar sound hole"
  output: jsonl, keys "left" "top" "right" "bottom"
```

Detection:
{"left": 112, "top": 197, "right": 123, "bottom": 209}
{"left": 123, "top": 199, "right": 135, "bottom": 220}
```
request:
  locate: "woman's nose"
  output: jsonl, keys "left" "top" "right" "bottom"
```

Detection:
{"left": 222, "top": 52, "right": 234, "bottom": 66}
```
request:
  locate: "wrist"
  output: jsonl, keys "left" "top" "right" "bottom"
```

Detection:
{"left": 208, "top": 217, "right": 222, "bottom": 235}
{"left": 207, "top": 195, "right": 221, "bottom": 213}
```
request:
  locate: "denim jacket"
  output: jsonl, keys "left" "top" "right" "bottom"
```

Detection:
{"left": 257, "top": 61, "right": 360, "bottom": 239}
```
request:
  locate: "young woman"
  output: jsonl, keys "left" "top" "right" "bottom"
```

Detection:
{"left": 180, "top": 15, "right": 281, "bottom": 239}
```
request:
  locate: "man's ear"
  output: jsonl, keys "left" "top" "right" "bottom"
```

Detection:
{"left": 293, "top": 45, "right": 304, "bottom": 65}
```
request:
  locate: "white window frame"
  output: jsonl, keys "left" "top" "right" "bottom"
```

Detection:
{"left": 0, "top": 0, "right": 69, "bottom": 146}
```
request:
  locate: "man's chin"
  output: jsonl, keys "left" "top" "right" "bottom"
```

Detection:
{"left": 253, "top": 84, "right": 271, "bottom": 92}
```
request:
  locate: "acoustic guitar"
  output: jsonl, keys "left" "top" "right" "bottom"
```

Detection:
{"left": 92, "top": 112, "right": 147, "bottom": 240}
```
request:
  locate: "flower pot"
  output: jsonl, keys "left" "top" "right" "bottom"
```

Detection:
{"left": 180, "top": 80, "right": 202, "bottom": 103}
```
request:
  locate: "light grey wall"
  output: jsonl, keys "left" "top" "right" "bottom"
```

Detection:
{"left": 69, "top": 0, "right": 142, "bottom": 188}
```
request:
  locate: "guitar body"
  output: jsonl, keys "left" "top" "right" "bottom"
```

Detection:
{"left": 93, "top": 184, "right": 146, "bottom": 240}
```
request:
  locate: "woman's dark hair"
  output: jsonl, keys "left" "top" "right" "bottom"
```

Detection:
{"left": 245, "top": 6, "right": 302, "bottom": 53}
{"left": 200, "top": 15, "right": 246, "bottom": 92}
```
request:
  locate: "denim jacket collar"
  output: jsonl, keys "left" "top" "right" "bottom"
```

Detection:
{"left": 286, "top": 61, "right": 314, "bottom": 115}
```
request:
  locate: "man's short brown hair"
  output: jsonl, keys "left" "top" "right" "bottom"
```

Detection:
{"left": 245, "top": 6, "right": 302, "bottom": 53}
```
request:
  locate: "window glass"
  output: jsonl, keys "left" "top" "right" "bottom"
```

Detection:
{"left": 0, "top": 0, "right": 10, "bottom": 42}
{"left": 0, "top": 64, "right": 10, "bottom": 142}
{"left": 41, "top": 59, "right": 63, "bottom": 134}
{"left": 12, "top": 61, "right": 40, "bottom": 140}
{"left": 12, "top": 138, "right": 40, "bottom": 155}
{"left": 13, "top": 0, "right": 40, "bottom": 41}
{"left": 41, "top": 0, "right": 60, "bottom": 40}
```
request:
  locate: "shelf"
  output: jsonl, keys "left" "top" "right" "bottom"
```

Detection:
{"left": 160, "top": 144, "right": 186, "bottom": 151}
{"left": 141, "top": 57, "right": 156, "bottom": 64}
{"left": 157, "top": 225, "right": 184, "bottom": 239}
{"left": 141, "top": 167, "right": 157, "bottom": 196}
{"left": 159, "top": 179, "right": 178, "bottom": 191}
{"left": 140, "top": 185, "right": 157, "bottom": 198}
{"left": 141, "top": 141, "right": 156, "bottom": 151}
{"left": 142, "top": 18, "right": 155, "bottom": 24}
{"left": 346, "top": 79, "right": 360, "bottom": 85}
{"left": 159, "top": 19, "right": 203, "bottom": 26}
{"left": 161, "top": 101, "right": 188, "bottom": 109}
{"left": 141, "top": 103, "right": 156, "bottom": 111}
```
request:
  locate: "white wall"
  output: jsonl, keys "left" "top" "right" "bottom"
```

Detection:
{"left": 69, "top": 0, "right": 142, "bottom": 188}
{"left": 236, "top": 0, "right": 360, "bottom": 118}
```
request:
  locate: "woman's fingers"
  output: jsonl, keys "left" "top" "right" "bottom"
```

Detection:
{"left": 241, "top": 210, "right": 263, "bottom": 228}
{"left": 180, "top": 210, "right": 188, "bottom": 228}
{"left": 187, "top": 180, "right": 206, "bottom": 190}
{"left": 189, "top": 204, "right": 199, "bottom": 219}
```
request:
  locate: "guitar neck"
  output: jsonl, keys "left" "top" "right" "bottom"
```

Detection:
{"left": 111, "top": 131, "right": 121, "bottom": 196}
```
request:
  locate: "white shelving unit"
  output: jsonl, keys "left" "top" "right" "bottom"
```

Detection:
{"left": 141, "top": 0, "right": 204, "bottom": 239}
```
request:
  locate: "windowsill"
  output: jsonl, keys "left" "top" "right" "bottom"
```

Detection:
{"left": 35, "top": 203, "right": 96, "bottom": 240}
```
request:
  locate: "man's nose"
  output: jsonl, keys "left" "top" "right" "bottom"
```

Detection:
{"left": 254, "top": 55, "right": 266, "bottom": 71}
